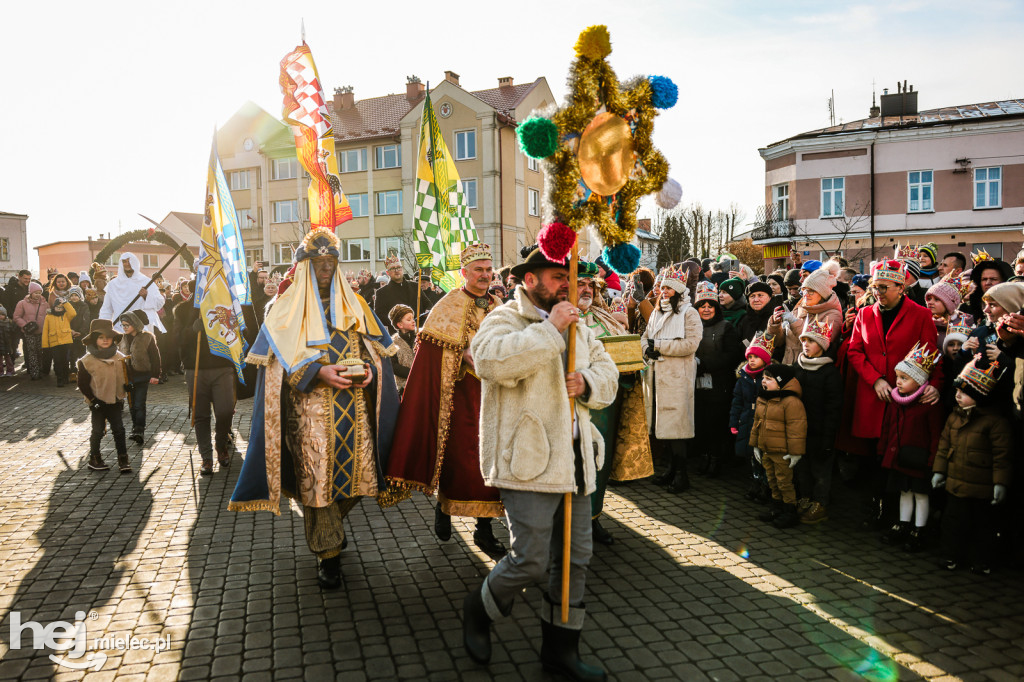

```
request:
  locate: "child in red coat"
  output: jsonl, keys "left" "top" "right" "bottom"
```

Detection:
{"left": 878, "top": 343, "right": 945, "bottom": 551}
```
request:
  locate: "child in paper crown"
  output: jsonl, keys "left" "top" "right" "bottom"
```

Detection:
{"left": 792, "top": 315, "right": 843, "bottom": 525}
{"left": 731, "top": 331, "right": 774, "bottom": 503}
{"left": 749, "top": 363, "right": 807, "bottom": 528}
{"left": 958, "top": 282, "right": 1024, "bottom": 413}
{"left": 876, "top": 343, "right": 946, "bottom": 551}
{"left": 932, "top": 356, "right": 1013, "bottom": 574}
{"left": 925, "top": 269, "right": 973, "bottom": 347}
{"left": 939, "top": 321, "right": 973, "bottom": 413}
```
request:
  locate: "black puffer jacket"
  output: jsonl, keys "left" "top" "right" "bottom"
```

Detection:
{"left": 792, "top": 354, "right": 844, "bottom": 453}
{"left": 735, "top": 303, "right": 773, "bottom": 344}
{"left": 694, "top": 315, "right": 745, "bottom": 404}
{"left": 730, "top": 363, "right": 761, "bottom": 458}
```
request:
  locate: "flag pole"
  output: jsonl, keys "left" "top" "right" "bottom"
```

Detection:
{"left": 416, "top": 267, "right": 423, "bottom": 331}
{"left": 562, "top": 237, "right": 579, "bottom": 625}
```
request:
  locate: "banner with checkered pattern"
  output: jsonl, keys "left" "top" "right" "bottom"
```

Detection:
{"left": 412, "top": 90, "right": 479, "bottom": 292}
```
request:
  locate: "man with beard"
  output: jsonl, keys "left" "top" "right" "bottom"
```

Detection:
{"left": 229, "top": 228, "right": 401, "bottom": 590}
{"left": 385, "top": 243, "right": 506, "bottom": 557}
{"left": 373, "top": 256, "right": 419, "bottom": 334}
{"left": 461, "top": 246, "right": 618, "bottom": 680}
{"left": 99, "top": 253, "right": 165, "bottom": 334}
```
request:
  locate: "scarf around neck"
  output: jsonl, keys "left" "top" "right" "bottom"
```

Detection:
{"left": 87, "top": 343, "right": 118, "bottom": 360}
{"left": 797, "top": 353, "right": 833, "bottom": 371}
{"left": 890, "top": 383, "right": 926, "bottom": 405}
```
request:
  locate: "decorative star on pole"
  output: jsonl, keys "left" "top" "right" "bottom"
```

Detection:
{"left": 517, "top": 25, "right": 681, "bottom": 274}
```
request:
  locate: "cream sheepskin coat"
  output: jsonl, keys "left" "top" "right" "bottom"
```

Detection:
{"left": 641, "top": 295, "right": 703, "bottom": 439}
{"left": 471, "top": 285, "right": 619, "bottom": 495}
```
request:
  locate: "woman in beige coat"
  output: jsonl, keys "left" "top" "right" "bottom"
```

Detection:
{"left": 641, "top": 264, "right": 703, "bottom": 493}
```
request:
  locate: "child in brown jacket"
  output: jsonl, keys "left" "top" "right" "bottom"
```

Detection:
{"left": 77, "top": 320, "right": 130, "bottom": 472}
{"left": 749, "top": 363, "right": 807, "bottom": 528}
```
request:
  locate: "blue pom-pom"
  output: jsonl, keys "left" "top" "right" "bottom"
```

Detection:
{"left": 602, "top": 243, "right": 641, "bottom": 275}
{"left": 648, "top": 75, "right": 678, "bottom": 109}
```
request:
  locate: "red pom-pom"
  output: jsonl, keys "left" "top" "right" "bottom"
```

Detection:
{"left": 146, "top": 227, "right": 156, "bottom": 238}
{"left": 537, "top": 222, "right": 576, "bottom": 264}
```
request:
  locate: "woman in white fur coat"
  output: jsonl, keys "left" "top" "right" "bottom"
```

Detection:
{"left": 766, "top": 259, "right": 843, "bottom": 364}
{"left": 641, "top": 264, "right": 703, "bottom": 494}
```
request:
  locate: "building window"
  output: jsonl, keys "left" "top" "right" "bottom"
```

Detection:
{"left": 342, "top": 238, "right": 371, "bottom": 262}
{"left": 773, "top": 184, "right": 789, "bottom": 220}
{"left": 273, "top": 200, "right": 299, "bottom": 223}
{"left": 455, "top": 130, "right": 476, "bottom": 160}
{"left": 179, "top": 256, "right": 189, "bottom": 268}
{"left": 236, "top": 208, "right": 254, "bottom": 228}
{"left": 377, "top": 236, "right": 402, "bottom": 260}
{"left": 348, "top": 193, "right": 369, "bottom": 218}
{"left": 821, "top": 177, "right": 844, "bottom": 217}
{"left": 271, "top": 157, "right": 299, "bottom": 180}
{"left": 245, "top": 248, "right": 264, "bottom": 267}
{"left": 462, "top": 179, "right": 478, "bottom": 209}
{"left": 528, "top": 188, "right": 540, "bottom": 217}
{"left": 0, "top": 237, "right": 8, "bottom": 261}
{"left": 143, "top": 254, "right": 159, "bottom": 268}
{"left": 340, "top": 148, "right": 367, "bottom": 173}
{"left": 908, "top": 170, "right": 933, "bottom": 213}
{"left": 528, "top": 156, "right": 539, "bottom": 172}
{"left": 273, "top": 243, "right": 294, "bottom": 265}
{"left": 376, "top": 190, "right": 402, "bottom": 215}
{"left": 230, "top": 170, "right": 250, "bottom": 190}
{"left": 105, "top": 252, "right": 120, "bottom": 266}
{"left": 974, "top": 167, "right": 1001, "bottom": 209}
{"left": 971, "top": 242, "right": 1003, "bottom": 260}
{"left": 375, "top": 144, "right": 401, "bottom": 169}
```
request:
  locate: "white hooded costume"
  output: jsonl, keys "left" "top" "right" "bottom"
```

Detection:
{"left": 99, "top": 252, "right": 166, "bottom": 333}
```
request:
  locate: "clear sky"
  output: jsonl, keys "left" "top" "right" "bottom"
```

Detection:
{"left": 2, "top": 0, "right": 1022, "bottom": 271}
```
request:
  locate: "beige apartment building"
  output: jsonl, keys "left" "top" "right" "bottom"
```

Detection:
{"left": 217, "top": 71, "right": 561, "bottom": 273}
{"left": 753, "top": 87, "right": 1024, "bottom": 273}
{"left": 0, "top": 212, "right": 29, "bottom": 281}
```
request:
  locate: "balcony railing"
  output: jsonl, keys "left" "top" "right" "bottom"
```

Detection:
{"left": 751, "top": 204, "right": 795, "bottom": 241}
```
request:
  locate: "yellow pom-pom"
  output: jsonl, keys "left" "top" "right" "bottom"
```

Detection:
{"left": 574, "top": 25, "right": 611, "bottom": 61}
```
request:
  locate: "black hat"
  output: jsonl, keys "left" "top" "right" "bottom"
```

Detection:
{"left": 784, "top": 268, "right": 801, "bottom": 286}
{"left": 764, "top": 362, "right": 796, "bottom": 388}
{"left": 82, "top": 318, "right": 123, "bottom": 346}
{"left": 510, "top": 247, "right": 570, "bottom": 279}
{"left": 767, "top": 273, "right": 785, "bottom": 291}
{"left": 746, "top": 281, "right": 773, "bottom": 298}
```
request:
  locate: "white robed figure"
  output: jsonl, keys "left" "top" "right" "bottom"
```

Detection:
{"left": 99, "top": 252, "right": 166, "bottom": 333}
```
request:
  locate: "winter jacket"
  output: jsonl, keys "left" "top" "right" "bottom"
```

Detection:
{"left": 767, "top": 292, "right": 843, "bottom": 364}
{"left": 68, "top": 300, "right": 92, "bottom": 338}
{"left": 730, "top": 363, "right": 762, "bottom": 458}
{"left": 933, "top": 406, "right": 1013, "bottom": 499}
{"left": 470, "top": 285, "right": 618, "bottom": 495}
{"left": 41, "top": 306, "right": 77, "bottom": 348}
{"left": 845, "top": 296, "right": 941, "bottom": 439}
{"left": 641, "top": 299, "right": 703, "bottom": 439}
{"left": 119, "top": 330, "right": 161, "bottom": 379}
{"left": 694, "top": 317, "right": 744, "bottom": 405}
{"left": 392, "top": 330, "right": 415, "bottom": 392}
{"left": 735, "top": 303, "right": 774, "bottom": 345}
{"left": 878, "top": 396, "right": 944, "bottom": 478}
{"left": 14, "top": 295, "right": 47, "bottom": 334}
{"left": 792, "top": 354, "right": 844, "bottom": 454}
{"left": 0, "top": 318, "right": 14, "bottom": 355}
{"left": 720, "top": 297, "right": 746, "bottom": 327}
{"left": 372, "top": 278, "right": 419, "bottom": 334}
{"left": 749, "top": 377, "right": 807, "bottom": 457}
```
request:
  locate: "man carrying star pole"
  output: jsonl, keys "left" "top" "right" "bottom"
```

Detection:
{"left": 385, "top": 243, "right": 506, "bottom": 557}
{"left": 228, "top": 228, "right": 402, "bottom": 590}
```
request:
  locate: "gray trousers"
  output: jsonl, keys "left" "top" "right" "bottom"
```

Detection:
{"left": 486, "top": 488, "right": 593, "bottom": 614}
{"left": 185, "top": 367, "right": 236, "bottom": 460}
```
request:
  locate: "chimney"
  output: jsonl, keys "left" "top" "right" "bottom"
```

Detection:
{"left": 406, "top": 75, "right": 425, "bottom": 103}
{"left": 498, "top": 76, "right": 513, "bottom": 89}
{"left": 879, "top": 80, "right": 919, "bottom": 118}
{"left": 333, "top": 86, "right": 354, "bottom": 111}
{"left": 869, "top": 90, "right": 880, "bottom": 118}
{"left": 444, "top": 70, "right": 460, "bottom": 87}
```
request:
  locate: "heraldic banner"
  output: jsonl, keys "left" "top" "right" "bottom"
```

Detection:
{"left": 413, "top": 89, "right": 480, "bottom": 292}
{"left": 280, "top": 42, "right": 352, "bottom": 231}
{"left": 194, "top": 139, "right": 252, "bottom": 382}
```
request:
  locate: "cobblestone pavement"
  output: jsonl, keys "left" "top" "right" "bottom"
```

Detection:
{"left": 1, "top": 373, "right": 1023, "bottom": 681}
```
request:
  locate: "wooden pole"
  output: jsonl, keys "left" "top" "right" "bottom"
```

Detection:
{"left": 561, "top": 239, "right": 579, "bottom": 625}
{"left": 416, "top": 267, "right": 423, "bottom": 332}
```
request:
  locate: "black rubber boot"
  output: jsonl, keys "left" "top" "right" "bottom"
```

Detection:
{"left": 667, "top": 442, "right": 689, "bottom": 494}
{"left": 463, "top": 580, "right": 495, "bottom": 664}
{"left": 473, "top": 518, "right": 507, "bottom": 558}
{"left": 862, "top": 496, "right": 886, "bottom": 530}
{"left": 758, "top": 499, "right": 782, "bottom": 523}
{"left": 540, "top": 603, "right": 607, "bottom": 682}
{"left": 772, "top": 504, "right": 801, "bottom": 529}
{"left": 317, "top": 554, "right": 341, "bottom": 590}
{"left": 434, "top": 504, "right": 452, "bottom": 542}
{"left": 591, "top": 518, "right": 614, "bottom": 546}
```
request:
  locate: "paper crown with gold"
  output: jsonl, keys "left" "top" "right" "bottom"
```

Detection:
{"left": 955, "top": 355, "right": 1004, "bottom": 401}
{"left": 384, "top": 254, "right": 402, "bottom": 270}
{"left": 871, "top": 259, "right": 906, "bottom": 286}
{"left": 745, "top": 331, "right": 775, "bottom": 364}
{"left": 799, "top": 314, "right": 835, "bottom": 351}
{"left": 660, "top": 263, "right": 689, "bottom": 295}
{"left": 294, "top": 227, "right": 341, "bottom": 262}
{"left": 971, "top": 248, "right": 994, "bottom": 265}
{"left": 460, "top": 242, "right": 492, "bottom": 267}
{"left": 945, "top": 320, "right": 974, "bottom": 347}
{"left": 894, "top": 242, "right": 921, "bottom": 263}
{"left": 694, "top": 280, "right": 718, "bottom": 303}
{"left": 895, "top": 342, "right": 940, "bottom": 387}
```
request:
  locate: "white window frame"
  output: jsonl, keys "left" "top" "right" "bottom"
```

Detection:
{"left": 821, "top": 177, "right": 845, "bottom": 218}
{"left": 0, "top": 236, "right": 8, "bottom": 261}
{"left": 341, "top": 238, "right": 371, "bottom": 262}
{"left": 272, "top": 200, "right": 299, "bottom": 223}
{"left": 348, "top": 193, "right": 369, "bottom": 218}
{"left": 907, "top": 170, "right": 933, "bottom": 213}
{"left": 773, "top": 184, "right": 789, "bottom": 220}
{"left": 528, "top": 188, "right": 540, "bottom": 217}
{"left": 236, "top": 208, "right": 254, "bottom": 228}
{"left": 105, "top": 252, "right": 120, "bottom": 266}
{"left": 375, "top": 144, "right": 401, "bottom": 170}
{"left": 462, "top": 178, "right": 478, "bottom": 209}
{"left": 142, "top": 254, "right": 159, "bottom": 268}
{"left": 377, "top": 236, "right": 402, "bottom": 260}
{"left": 527, "top": 156, "right": 539, "bottom": 172}
{"left": 376, "top": 190, "right": 402, "bottom": 216}
{"left": 245, "top": 248, "right": 264, "bottom": 267}
{"left": 455, "top": 130, "right": 476, "bottom": 161}
{"left": 339, "top": 148, "right": 367, "bottom": 173}
{"left": 230, "top": 170, "right": 250, "bottom": 191}
{"left": 273, "top": 243, "right": 295, "bottom": 265}
{"left": 271, "top": 157, "right": 298, "bottom": 180}
{"left": 179, "top": 256, "right": 189, "bottom": 268}
{"left": 971, "top": 242, "right": 1003, "bottom": 260}
{"left": 974, "top": 166, "right": 1002, "bottom": 209}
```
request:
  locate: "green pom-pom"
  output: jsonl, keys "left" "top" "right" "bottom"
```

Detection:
{"left": 517, "top": 117, "right": 560, "bottom": 160}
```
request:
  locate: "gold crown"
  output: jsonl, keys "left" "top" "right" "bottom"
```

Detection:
{"left": 749, "top": 330, "right": 775, "bottom": 355}
{"left": 660, "top": 262, "right": 687, "bottom": 284}
{"left": 384, "top": 255, "right": 402, "bottom": 270}
{"left": 938, "top": 268, "right": 971, "bottom": 301}
{"left": 902, "top": 342, "right": 940, "bottom": 375}
{"left": 871, "top": 259, "right": 905, "bottom": 286}
{"left": 694, "top": 280, "right": 717, "bottom": 302}
{"left": 801, "top": 314, "right": 835, "bottom": 344}
{"left": 460, "top": 242, "right": 492, "bottom": 267}
{"left": 894, "top": 242, "right": 921, "bottom": 263}
{"left": 947, "top": 321, "right": 974, "bottom": 338}
{"left": 971, "top": 248, "right": 994, "bottom": 265}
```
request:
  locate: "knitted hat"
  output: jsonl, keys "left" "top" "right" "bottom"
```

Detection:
{"left": 944, "top": 321, "right": 973, "bottom": 349}
{"left": 120, "top": 310, "right": 148, "bottom": 329}
{"left": 376, "top": 274, "right": 389, "bottom": 284}
{"left": 694, "top": 280, "right": 718, "bottom": 304}
{"left": 851, "top": 273, "right": 870, "bottom": 290}
{"left": 903, "top": 259, "right": 921, "bottom": 280}
{"left": 799, "top": 314, "right": 834, "bottom": 352}
{"left": 983, "top": 282, "right": 1024, "bottom": 314}
{"left": 800, "top": 260, "right": 822, "bottom": 273}
{"left": 955, "top": 355, "right": 1005, "bottom": 403}
{"left": 871, "top": 259, "right": 905, "bottom": 286}
{"left": 0, "top": 305, "right": 7, "bottom": 316}
{"left": 895, "top": 342, "right": 940, "bottom": 387}
{"left": 66, "top": 286, "right": 84, "bottom": 301}
{"left": 802, "top": 260, "right": 840, "bottom": 299}
{"left": 700, "top": 258, "right": 713, "bottom": 273}
{"left": 659, "top": 263, "right": 689, "bottom": 295}
{"left": 925, "top": 269, "right": 967, "bottom": 313}
{"left": 28, "top": 281, "right": 42, "bottom": 294}
{"left": 719, "top": 277, "right": 745, "bottom": 302}
{"left": 764, "top": 362, "right": 796, "bottom": 388}
{"left": 745, "top": 331, "right": 775, "bottom": 365}
{"left": 709, "top": 271, "right": 728, "bottom": 287}
{"left": 784, "top": 268, "right": 801, "bottom": 287}
{"left": 919, "top": 242, "right": 938, "bottom": 266}
{"left": 78, "top": 270, "right": 92, "bottom": 285}
{"left": 746, "top": 281, "right": 773, "bottom": 298}
{"left": 388, "top": 304, "right": 414, "bottom": 329}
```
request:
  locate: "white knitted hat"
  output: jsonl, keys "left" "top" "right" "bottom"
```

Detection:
{"left": 802, "top": 260, "right": 841, "bottom": 299}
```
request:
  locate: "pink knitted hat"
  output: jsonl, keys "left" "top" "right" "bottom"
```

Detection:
{"left": 925, "top": 269, "right": 967, "bottom": 314}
